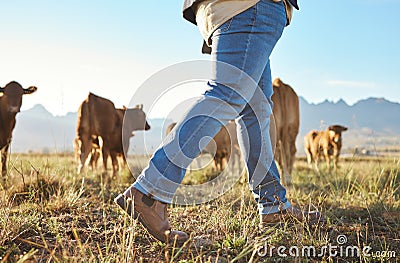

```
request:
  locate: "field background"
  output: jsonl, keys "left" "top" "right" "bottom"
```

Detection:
{"left": 0, "top": 153, "right": 399, "bottom": 262}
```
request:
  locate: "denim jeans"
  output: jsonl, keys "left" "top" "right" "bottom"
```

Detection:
{"left": 125, "top": 0, "right": 291, "bottom": 215}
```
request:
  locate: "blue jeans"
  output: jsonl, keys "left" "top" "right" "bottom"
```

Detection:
{"left": 125, "top": 0, "right": 291, "bottom": 215}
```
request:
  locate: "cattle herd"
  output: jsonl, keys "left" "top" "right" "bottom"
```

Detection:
{"left": 0, "top": 79, "right": 348, "bottom": 184}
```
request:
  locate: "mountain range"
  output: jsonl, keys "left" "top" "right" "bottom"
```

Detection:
{"left": 10, "top": 97, "right": 400, "bottom": 154}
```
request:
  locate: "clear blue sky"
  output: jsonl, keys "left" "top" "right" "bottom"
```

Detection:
{"left": 1, "top": 0, "right": 399, "bottom": 117}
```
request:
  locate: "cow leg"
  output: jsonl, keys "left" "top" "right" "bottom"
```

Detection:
{"left": 217, "top": 151, "right": 227, "bottom": 171}
{"left": 89, "top": 149, "right": 100, "bottom": 170}
{"left": 277, "top": 133, "right": 296, "bottom": 186}
{"left": 95, "top": 150, "right": 101, "bottom": 168}
{"left": 333, "top": 158, "right": 338, "bottom": 171}
{"left": 222, "top": 149, "right": 230, "bottom": 171}
{"left": 307, "top": 149, "right": 319, "bottom": 172}
{"left": 101, "top": 144, "right": 109, "bottom": 175}
{"left": 1, "top": 144, "right": 10, "bottom": 179}
{"left": 277, "top": 139, "right": 291, "bottom": 185}
{"left": 305, "top": 145, "right": 313, "bottom": 168}
{"left": 282, "top": 137, "right": 293, "bottom": 185}
{"left": 310, "top": 145, "right": 320, "bottom": 171}
{"left": 88, "top": 151, "right": 94, "bottom": 170}
{"left": 212, "top": 153, "right": 219, "bottom": 172}
{"left": 323, "top": 148, "right": 331, "bottom": 169}
{"left": 73, "top": 137, "right": 80, "bottom": 163}
{"left": 213, "top": 157, "right": 218, "bottom": 172}
{"left": 221, "top": 156, "right": 227, "bottom": 171}
{"left": 275, "top": 140, "right": 283, "bottom": 173}
{"left": 305, "top": 152, "right": 312, "bottom": 167}
{"left": 288, "top": 144, "right": 296, "bottom": 175}
{"left": 218, "top": 156, "right": 223, "bottom": 171}
{"left": 288, "top": 130, "right": 297, "bottom": 176}
{"left": 214, "top": 153, "right": 223, "bottom": 172}
{"left": 116, "top": 148, "right": 129, "bottom": 172}
{"left": 77, "top": 136, "right": 91, "bottom": 174}
{"left": 110, "top": 152, "right": 119, "bottom": 178}
{"left": 333, "top": 150, "right": 340, "bottom": 170}
{"left": 278, "top": 138, "right": 288, "bottom": 181}
{"left": 119, "top": 153, "right": 127, "bottom": 171}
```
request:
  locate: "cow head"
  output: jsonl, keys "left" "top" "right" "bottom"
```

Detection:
{"left": 328, "top": 125, "right": 348, "bottom": 144}
{"left": 123, "top": 104, "right": 151, "bottom": 133}
{"left": 0, "top": 81, "right": 37, "bottom": 113}
{"left": 120, "top": 105, "right": 150, "bottom": 155}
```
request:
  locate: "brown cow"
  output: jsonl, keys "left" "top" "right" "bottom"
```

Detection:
{"left": 0, "top": 81, "right": 37, "bottom": 180}
{"left": 75, "top": 93, "right": 150, "bottom": 176}
{"left": 75, "top": 108, "right": 133, "bottom": 171}
{"left": 209, "top": 121, "right": 241, "bottom": 172}
{"left": 271, "top": 78, "right": 300, "bottom": 185}
{"left": 304, "top": 125, "right": 348, "bottom": 169}
{"left": 166, "top": 121, "right": 241, "bottom": 172}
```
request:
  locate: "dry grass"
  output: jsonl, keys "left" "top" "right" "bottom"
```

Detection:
{"left": 0, "top": 153, "right": 399, "bottom": 262}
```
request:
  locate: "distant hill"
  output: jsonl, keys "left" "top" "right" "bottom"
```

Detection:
{"left": 299, "top": 97, "right": 400, "bottom": 135}
{"left": 12, "top": 104, "right": 77, "bottom": 153}
{"left": 9, "top": 98, "right": 400, "bottom": 154}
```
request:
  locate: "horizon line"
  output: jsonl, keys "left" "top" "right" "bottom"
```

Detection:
{"left": 21, "top": 96, "right": 400, "bottom": 117}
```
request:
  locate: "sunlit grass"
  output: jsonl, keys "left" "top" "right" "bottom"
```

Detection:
{"left": 0, "top": 153, "right": 399, "bottom": 262}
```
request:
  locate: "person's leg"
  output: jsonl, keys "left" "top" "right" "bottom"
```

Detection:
{"left": 125, "top": 0, "right": 288, "bottom": 203}
{"left": 237, "top": 47, "right": 324, "bottom": 227}
{"left": 236, "top": 61, "right": 291, "bottom": 216}
{"left": 116, "top": 0, "right": 294, "bottom": 243}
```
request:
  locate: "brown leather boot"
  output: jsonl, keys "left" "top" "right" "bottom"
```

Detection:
{"left": 114, "top": 189, "right": 189, "bottom": 244}
{"left": 260, "top": 206, "right": 325, "bottom": 228}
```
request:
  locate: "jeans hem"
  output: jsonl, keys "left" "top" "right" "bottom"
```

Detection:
{"left": 258, "top": 200, "right": 291, "bottom": 215}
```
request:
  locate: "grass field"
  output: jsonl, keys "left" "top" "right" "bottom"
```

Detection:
{"left": 0, "top": 153, "right": 399, "bottom": 262}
